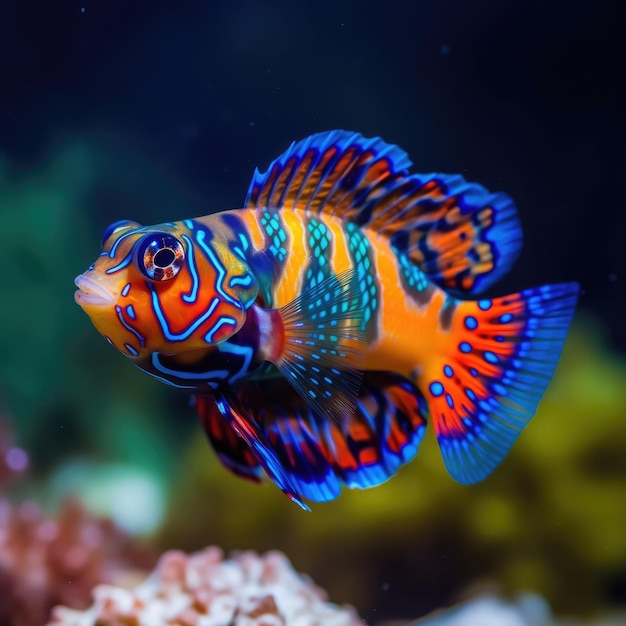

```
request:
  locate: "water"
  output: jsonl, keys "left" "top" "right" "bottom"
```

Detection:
{"left": 0, "top": 1, "right": 624, "bottom": 624}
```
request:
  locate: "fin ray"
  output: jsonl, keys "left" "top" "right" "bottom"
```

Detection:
{"left": 196, "top": 394, "right": 262, "bottom": 482}
{"left": 423, "top": 282, "right": 580, "bottom": 484}
{"left": 212, "top": 390, "right": 311, "bottom": 510}
{"left": 273, "top": 268, "right": 367, "bottom": 423}
{"left": 238, "top": 372, "right": 428, "bottom": 503}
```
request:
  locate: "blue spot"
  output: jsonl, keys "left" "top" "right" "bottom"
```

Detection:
{"left": 445, "top": 393, "right": 454, "bottom": 408}
{"left": 492, "top": 382, "right": 507, "bottom": 395}
{"left": 121, "top": 283, "right": 131, "bottom": 297}
{"left": 470, "top": 368, "right": 479, "bottom": 377}
{"left": 126, "top": 305, "right": 136, "bottom": 320}
{"left": 478, "top": 299, "right": 492, "bottom": 311}
{"left": 443, "top": 365, "right": 454, "bottom": 378}
{"left": 499, "top": 313, "right": 513, "bottom": 323}
{"left": 464, "top": 315, "right": 478, "bottom": 330}
{"left": 459, "top": 341, "right": 472, "bottom": 353}
{"left": 484, "top": 351, "right": 499, "bottom": 364}
{"left": 465, "top": 388, "right": 476, "bottom": 401}
{"left": 429, "top": 381, "right": 444, "bottom": 397}
{"left": 124, "top": 343, "right": 138, "bottom": 356}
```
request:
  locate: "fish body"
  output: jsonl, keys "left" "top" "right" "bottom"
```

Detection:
{"left": 75, "top": 130, "right": 579, "bottom": 509}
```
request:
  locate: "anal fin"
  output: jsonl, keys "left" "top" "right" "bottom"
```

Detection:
{"left": 238, "top": 372, "right": 429, "bottom": 502}
{"left": 196, "top": 394, "right": 262, "bottom": 482}
{"left": 213, "top": 390, "right": 311, "bottom": 511}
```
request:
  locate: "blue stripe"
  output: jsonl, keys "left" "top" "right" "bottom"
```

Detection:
{"left": 106, "top": 252, "right": 132, "bottom": 275}
{"left": 149, "top": 284, "right": 220, "bottom": 341}
{"left": 108, "top": 230, "right": 136, "bottom": 259}
{"left": 229, "top": 273, "right": 253, "bottom": 288}
{"left": 143, "top": 370, "right": 198, "bottom": 389}
{"left": 195, "top": 229, "right": 241, "bottom": 309}
{"left": 115, "top": 306, "right": 145, "bottom": 346}
{"left": 181, "top": 234, "right": 199, "bottom": 304}
{"left": 151, "top": 352, "right": 228, "bottom": 385}
{"left": 218, "top": 341, "right": 254, "bottom": 383}
{"left": 204, "top": 316, "right": 238, "bottom": 343}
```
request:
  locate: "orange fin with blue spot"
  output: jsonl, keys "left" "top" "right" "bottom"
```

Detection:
{"left": 423, "top": 282, "right": 579, "bottom": 484}
{"left": 237, "top": 372, "right": 428, "bottom": 503}
{"left": 246, "top": 130, "right": 522, "bottom": 294}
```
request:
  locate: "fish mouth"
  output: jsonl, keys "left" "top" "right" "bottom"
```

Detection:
{"left": 74, "top": 275, "right": 116, "bottom": 307}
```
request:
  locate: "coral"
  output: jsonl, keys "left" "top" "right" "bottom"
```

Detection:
{"left": 0, "top": 496, "right": 154, "bottom": 626}
{"left": 49, "top": 546, "right": 365, "bottom": 626}
{"left": 0, "top": 416, "right": 155, "bottom": 625}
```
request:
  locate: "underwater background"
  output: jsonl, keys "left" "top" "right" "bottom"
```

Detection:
{"left": 1, "top": 0, "right": 625, "bottom": 624}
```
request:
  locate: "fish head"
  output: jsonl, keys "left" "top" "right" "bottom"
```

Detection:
{"left": 74, "top": 218, "right": 259, "bottom": 360}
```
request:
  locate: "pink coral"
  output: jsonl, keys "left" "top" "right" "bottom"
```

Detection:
{"left": 49, "top": 546, "right": 365, "bottom": 626}
{"left": 0, "top": 416, "right": 154, "bottom": 625}
{"left": 0, "top": 497, "right": 154, "bottom": 626}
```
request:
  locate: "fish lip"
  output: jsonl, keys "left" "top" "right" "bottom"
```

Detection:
{"left": 74, "top": 274, "right": 116, "bottom": 306}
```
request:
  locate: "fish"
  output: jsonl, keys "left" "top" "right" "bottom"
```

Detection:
{"left": 75, "top": 130, "right": 579, "bottom": 510}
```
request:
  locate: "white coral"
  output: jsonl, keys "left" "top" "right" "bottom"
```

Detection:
{"left": 48, "top": 546, "right": 364, "bottom": 626}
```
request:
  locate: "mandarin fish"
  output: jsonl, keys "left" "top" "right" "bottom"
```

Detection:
{"left": 75, "top": 130, "right": 579, "bottom": 510}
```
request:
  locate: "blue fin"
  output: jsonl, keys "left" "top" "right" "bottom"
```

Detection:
{"left": 238, "top": 372, "right": 428, "bottom": 503}
{"left": 426, "top": 282, "right": 580, "bottom": 484}
{"left": 213, "top": 390, "right": 311, "bottom": 511}
{"left": 196, "top": 394, "right": 262, "bottom": 482}
{"left": 246, "top": 130, "right": 522, "bottom": 294}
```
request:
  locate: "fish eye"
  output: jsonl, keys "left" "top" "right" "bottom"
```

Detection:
{"left": 101, "top": 220, "right": 141, "bottom": 248}
{"left": 135, "top": 232, "right": 185, "bottom": 281}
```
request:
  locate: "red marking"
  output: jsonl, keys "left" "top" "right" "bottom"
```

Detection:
{"left": 329, "top": 429, "right": 358, "bottom": 471}
{"left": 359, "top": 447, "right": 378, "bottom": 466}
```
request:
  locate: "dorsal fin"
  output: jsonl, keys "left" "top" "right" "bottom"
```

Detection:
{"left": 246, "top": 130, "right": 522, "bottom": 294}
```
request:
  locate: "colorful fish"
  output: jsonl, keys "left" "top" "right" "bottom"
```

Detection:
{"left": 75, "top": 130, "right": 579, "bottom": 510}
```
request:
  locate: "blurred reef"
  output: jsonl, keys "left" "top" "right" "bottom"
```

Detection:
{"left": 0, "top": 414, "right": 155, "bottom": 625}
{"left": 49, "top": 547, "right": 363, "bottom": 626}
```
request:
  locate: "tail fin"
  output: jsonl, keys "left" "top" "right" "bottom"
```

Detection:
{"left": 424, "top": 282, "right": 579, "bottom": 484}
